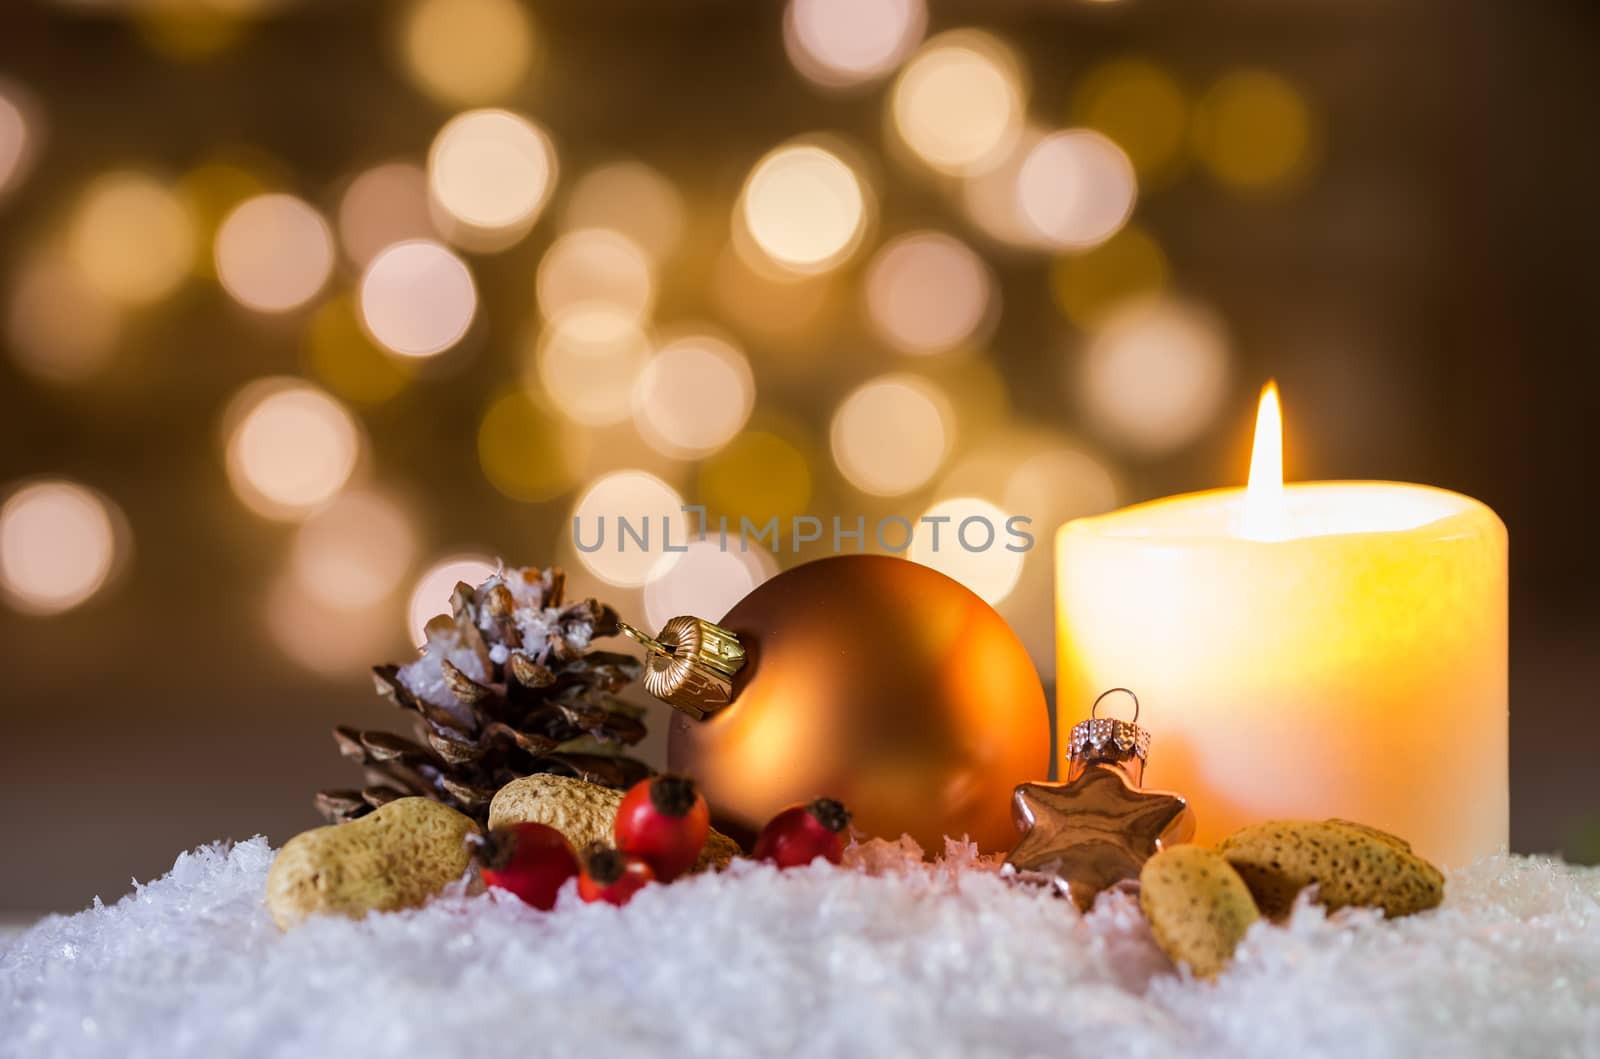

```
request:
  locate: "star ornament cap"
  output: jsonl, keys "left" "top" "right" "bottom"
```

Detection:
{"left": 1003, "top": 689, "right": 1194, "bottom": 909}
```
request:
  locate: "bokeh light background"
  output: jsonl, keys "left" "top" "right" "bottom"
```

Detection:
{"left": 2, "top": 0, "right": 1595, "bottom": 914}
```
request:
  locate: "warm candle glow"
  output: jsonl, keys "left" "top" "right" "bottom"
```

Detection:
{"left": 1055, "top": 387, "right": 1509, "bottom": 867}
{"left": 1241, "top": 380, "right": 1285, "bottom": 540}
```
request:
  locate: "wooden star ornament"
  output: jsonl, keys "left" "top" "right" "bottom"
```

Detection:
{"left": 1004, "top": 690, "right": 1194, "bottom": 910}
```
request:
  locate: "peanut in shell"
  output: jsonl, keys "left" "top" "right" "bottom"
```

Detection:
{"left": 488, "top": 773, "right": 741, "bottom": 872}
{"left": 266, "top": 797, "right": 480, "bottom": 930}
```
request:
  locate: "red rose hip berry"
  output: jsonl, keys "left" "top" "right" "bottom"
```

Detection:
{"left": 577, "top": 845, "right": 655, "bottom": 906}
{"left": 477, "top": 822, "right": 580, "bottom": 910}
{"left": 614, "top": 774, "right": 709, "bottom": 882}
{"left": 753, "top": 798, "right": 851, "bottom": 868}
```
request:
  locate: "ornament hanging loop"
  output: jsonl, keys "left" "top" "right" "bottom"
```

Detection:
{"left": 1091, "top": 687, "right": 1140, "bottom": 724}
{"left": 621, "top": 616, "right": 746, "bottom": 721}
{"left": 619, "top": 623, "right": 673, "bottom": 658}
{"left": 1067, "top": 688, "right": 1152, "bottom": 783}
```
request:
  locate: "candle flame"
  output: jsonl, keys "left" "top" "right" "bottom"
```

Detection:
{"left": 1241, "top": 381, "right": 1286, "bottom": 539}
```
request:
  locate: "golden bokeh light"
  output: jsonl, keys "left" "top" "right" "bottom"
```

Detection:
{"left": 738, "top": 142, "right": 868, "bottom": 274}
{"left": 68, "top": 171, "right": 196, "bottom": 306}
{"left": 632, "top": 332, "right": 756, "bottom": 459}
{"left": 891, "top": 30, "right": 1024, "bottom": 175}
{"left": 562, "top": 161, "right": 685, "bottom": 261}
{"left": 1017, "top": 129, "right": 1138, "bottom": 250}
{"left": 223, "top": 379, "right": 363, "bottom": 520}
{"left": 556, "top": 410, "right": 691, "bottom": 486}
{"left": 290, "top": 490, "right": 417, "bottom": 611}
{"left": 214, "top": 192, "right": 334, "bottom": 313}
{"left": 909, "top": 496, "right": 1023, "bottom": 604}
{"left": 643, "top": 537, "right": 775, "bottom": 630}
{"left": 830, "top": 374, "right": 951, "bottom": 496}
{"left": 265, "top": 572, "right": 399, "bottom": 679}
{"left": 698, "top": 429, "right": 813, "bottom": 526}
{"left": 359, "top": 239, "right": 477, "bottom": 358}
{"left": 1194, "top": 70, "right": 1315, "bottom": 192}
{"left": 132, "top": 1, "right": 251, "bottom": 62}
{"left": 1050, "top": 223, "right": 1167, "bottom": 328}
{"left": 709, "top": 244, "right": 833, "bottom": 341}
{"left": 1004, "top": 444, "right": 1121, "bottom": 529}
{"left": 1072, "top": 58, "right": 1188, "bottom": 182}
{"left": 0, "top": 480, "right": 122, "bottom": 616}
{"left": 864, "top": 230, "right": 993, "bottom": 355}
{"left": 179, "top": 157, "right": 269, "bottom": 209}
{"left": 932, "top": 428, "right": 1074, "bottom": 510}
{"left": 477, "top": 389, "right": 586, "bottom": 502}
{"left": 178, "top": 159, "right": 272, "bottom": 282}
{"left": 0, "top": 83, "right": 38, "bottom": 197}
{"left": 783, "top": 0, "right": 926, "bottom": 90}
{"left": 536, "top": 228, "right": 655, "bottom": 322}
{"left": 958, "top": 127, "right": 1053, "bottom": 251}
{"left": 406, "top": 553, "right": 498, "bottom": 644}
{"left": 1078, "top": 297, "right": 1231, "bottom": 456}
{"left": 400, "top": 0, "right": 535, "bottom": 107}
{"left": 338, "top": 161, "right": 435, "bottom": 267}
{"left": 6, "top": 251, "right": 123, "bottom": 385}
{"left": 570, "top": 470, "right": 688, "bottom": 588}
{"left": 302, "top": 294, "right": 415, "bottom": 406}
{"left": 428, "top": 109, "right": 556, "bottom": 250}
{"left": 534, "top": 305, "right": 653, "bottom": 426}
{"left": 936, "top": 441, "right": 1025, "bottom": 504}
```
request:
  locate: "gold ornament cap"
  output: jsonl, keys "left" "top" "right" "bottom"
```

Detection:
{"left": 1066, "top": 688, "right": 1152, "bottom": 784}
{"left": 620, "top": 615, "right": 746, "bottom": 721}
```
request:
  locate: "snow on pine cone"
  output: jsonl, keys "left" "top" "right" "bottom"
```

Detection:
{"left": 315, "top": 565, "right": 653, "bottom": 826}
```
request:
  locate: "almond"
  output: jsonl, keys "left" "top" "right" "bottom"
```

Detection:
{"left": 1138, "top": 845, "right": 1260, "bottom": 979}
{"left": 1218, "top": 818, "right": 1444, "bottom": 919}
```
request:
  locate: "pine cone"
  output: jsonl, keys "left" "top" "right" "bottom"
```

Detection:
{"left": 316, "top": 565, "right": 653, "bottom": 825}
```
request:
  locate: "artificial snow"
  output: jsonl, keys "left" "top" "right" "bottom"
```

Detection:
{"left": 3, "top": 837, "right": 1598, "bottom": 1059}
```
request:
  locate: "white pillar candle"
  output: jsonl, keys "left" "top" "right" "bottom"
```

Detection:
{"left": 1055, "top": 386, "right": 1507, "bottom": 867}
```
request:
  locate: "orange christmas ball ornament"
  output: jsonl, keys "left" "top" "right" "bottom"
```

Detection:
{"left": 624, "top": 555, "right": 1049, "bottom": 853}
